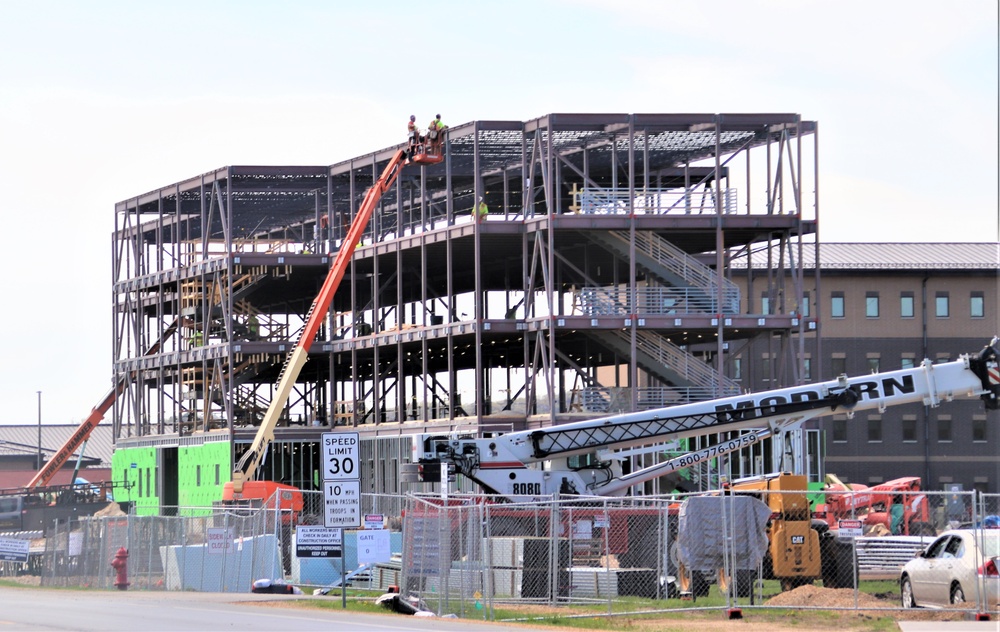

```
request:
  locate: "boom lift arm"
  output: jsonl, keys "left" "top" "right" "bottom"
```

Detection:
{"left": 230, "top": 149, "right": 409, "bottom": 494}
{"left": 27, "top": 318, "right": 184, "bottom": 490}
{"left": 409, "top": 338, "right": 1000, "bottom": 502}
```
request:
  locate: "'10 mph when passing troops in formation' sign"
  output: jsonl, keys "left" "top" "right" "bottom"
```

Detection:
{"left": 323, "top": 432, "right": 361, "bottom": 528}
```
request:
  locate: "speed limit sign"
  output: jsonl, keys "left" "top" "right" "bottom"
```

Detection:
{"left": 322, "top": 432, "right": 360, "bottom": 481}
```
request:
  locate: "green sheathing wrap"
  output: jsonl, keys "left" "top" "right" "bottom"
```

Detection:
{"left": 111, "top": 446, "right": 160, "bottom": 516}
{"left": 178, "top": 441, "right": 232, "bottom": 516}
{"left": 807, "top": 481, "right": 826, "bottom": 510}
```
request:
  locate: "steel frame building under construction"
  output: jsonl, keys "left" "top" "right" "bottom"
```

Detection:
{"left": 108, "top": 113, "right": 819, "bottom": 513}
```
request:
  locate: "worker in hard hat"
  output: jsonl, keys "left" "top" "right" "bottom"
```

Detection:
{"left": 474, "top": 196, "right": 488, "bottom": 223}
{"left": 427, "top": 114, "right": 447, "bottom": 145}
{"left": 406, "top": 115, "right": 421, "bottom": 159}
{"left": 247, "top": 313, "right": 260, "bottom": 341}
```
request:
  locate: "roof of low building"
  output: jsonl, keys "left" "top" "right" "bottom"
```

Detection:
{"left": 732, "top": 242, "right": 999, "bottom": 270}
{"left": 0, "top": 425, "right": 114, "bottom": 467}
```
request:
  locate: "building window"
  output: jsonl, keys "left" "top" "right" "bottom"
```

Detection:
{"left": 802, "top": 357, "right": 812, "bottom": 381}
{"left": 901, "top": 357, "right": 915, "bottom": 369}
{"left": 900, "top": 292, "right": 914, "bottom": 318}
{"left": 831, "top": 292, "right": 845, "bottom": 318}
{"left": 800, "top": 292, "right": 811, "bottom": 318}
{"left": 832, "top": 418, "right": 847, "bottom": 442}
{"left": 865, "top": 292, "right": 879, "bottom": 318}
{"left": 867, "top": 357, "right": 880, "bottom": 373}
{"left": 902, "top": 416, "right": 917, "bottom": 442}
{"left": 732, "top": 357, "right": 743, "bottom": 381}
{"left": 971, "top": 292, "right": 985, "bottom": 318}
{"left": 196, "top": 465, "right": 201, "bottom": 487}
{"left": 867, "top": 417, "right": 882, "bottom": 442}
{"left": 831, "top": 356, "right": 846, "bottom": 377}
{"left": 761, "top": 356, "right": 771, "bottom": 383}
{"left": 215, "top": 464, "right": 221, "bottom": 486}
{"left": 761, "top": 294, "right": 772, "bottom": 315}
{"left": 935, "top": 292, "right": 949, "bottom": 318}
{"left": 973, "top": 416, "right": 987, "bottom": 442}
{"left": 937, "top": 416, "right": 952, "bottom": 442}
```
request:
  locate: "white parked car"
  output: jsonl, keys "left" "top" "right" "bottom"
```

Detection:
{"left": 900, "top": 529, "right": 1000, "bottom": 609}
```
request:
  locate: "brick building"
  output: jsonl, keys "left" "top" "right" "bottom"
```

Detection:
{"left": 732, "top": 242, "right": 999, "bottom": 494}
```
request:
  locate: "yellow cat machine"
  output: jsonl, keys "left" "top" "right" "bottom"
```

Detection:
{"left": 726, "top": 473, "right": 854, "bottom": 591}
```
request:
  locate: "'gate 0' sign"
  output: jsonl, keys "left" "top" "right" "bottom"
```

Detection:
{"left": 322, "top": 432, "right": 359, "bottom": 481}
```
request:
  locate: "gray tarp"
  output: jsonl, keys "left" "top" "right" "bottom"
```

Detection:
{"left": 677, "top": 495, "right": 772, "bottom": 571}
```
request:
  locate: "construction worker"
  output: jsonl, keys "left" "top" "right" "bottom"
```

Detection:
{"left": 474, "top": 196, "right": 488, "bottom": 222}
{"left": 406, "top": 115, "right": 421, "bottom": 159}
{"left": 427, "top": 114, "right": 446, "bottom": 143}
{"left": 189, "top": 330, "right": 203, "bottom": 347}
{"left": 247, "top": 313, "right": 260, "bottom": 341}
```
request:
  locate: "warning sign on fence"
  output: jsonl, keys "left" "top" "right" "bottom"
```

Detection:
{"left": 207, "top": 527, "right": 234, "bottom": 554}
{"left": 837, "top": 519, "right": 863, "bottom": 538}
{"left": 0, "top": 537, "right": 28, "bottom": 563}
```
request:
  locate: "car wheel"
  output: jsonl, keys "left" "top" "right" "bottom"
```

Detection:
{"left": 950, "top": 582, "right": 965, "bottom": 605}
{"left": 900, "top": 576, "right": 917, "bottom": 608}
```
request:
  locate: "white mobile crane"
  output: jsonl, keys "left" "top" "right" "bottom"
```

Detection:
{"left": 403, "top": 340, "right": 998, "bottom": 597}
{"left": 406, "top": 338, "right": 1000, "bottom": 502}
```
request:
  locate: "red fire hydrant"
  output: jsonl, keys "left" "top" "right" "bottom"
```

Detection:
{"left": 110, "top": 547, "right": 129, "bottom": 591}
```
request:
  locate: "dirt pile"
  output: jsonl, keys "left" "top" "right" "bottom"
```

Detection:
{"left": 93, "top": 502, "right": 127, "bottom": 517}
{"left": 764, "top": 584, "right": 967, "bottom": 622}
{"left": 764, "top": 584, "right": 886, "bottom": 609}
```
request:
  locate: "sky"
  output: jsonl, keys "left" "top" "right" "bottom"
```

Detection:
{"left": 0, "top": 0, "right": 997, "bottom": 426}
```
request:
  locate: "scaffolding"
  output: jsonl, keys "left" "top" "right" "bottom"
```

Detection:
{"left": 111, "top": 112, "right": 818, "bottom": 493}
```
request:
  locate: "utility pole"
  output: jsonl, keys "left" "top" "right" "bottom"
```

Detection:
{"left": 36, "top": 391, "right": 42, "bottom": 470}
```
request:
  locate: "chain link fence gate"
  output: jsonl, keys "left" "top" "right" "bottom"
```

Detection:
{"left": 401, "top": 494, "right": 683, "bottom": 618}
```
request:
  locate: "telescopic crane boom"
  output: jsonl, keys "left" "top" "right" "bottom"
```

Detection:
{"left": 230, "top": 148, "right": 411, "bottom": 494}
{"left": 408, "top": 338, "right": 1000, "bottom": 502}
{"left": 26, "top": 318, "right": 184, "bottom": 490}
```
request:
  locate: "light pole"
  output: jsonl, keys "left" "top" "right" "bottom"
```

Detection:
{"left": 36, "top": 391, "right": 42, "bottom": 470}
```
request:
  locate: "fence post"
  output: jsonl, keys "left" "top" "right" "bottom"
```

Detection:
{"left": 603, "top": 499, "right": 611, "bottom": 615}
{"left": 484, "top": 502, "right": 494, "bottom": 621}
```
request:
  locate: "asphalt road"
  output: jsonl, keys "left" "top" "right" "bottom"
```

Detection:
{"left": 0, "top": 588, "right": 529, "bottom": 631}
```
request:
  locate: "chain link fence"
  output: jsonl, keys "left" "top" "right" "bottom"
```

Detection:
{"left": 398, "top": 486, "right": 999, "bottom": 618}
{"left": 401, "top": 494, "right": 695, "bottom": 617}
{"left": 8, "top": 485, "right": 1000, "bottom": 621}
{"left": 32, "top": 490, "right": 408, "bottom": 593}
{"left": 39, "top": 502, "right": 286, "bottom": 590}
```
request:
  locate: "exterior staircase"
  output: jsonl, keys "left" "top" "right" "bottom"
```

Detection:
{"left": 585, "top": 328, "right": 740, "bottom": 401}
{"left": 585, "top": 231, "right": 739, "bottom": 314}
